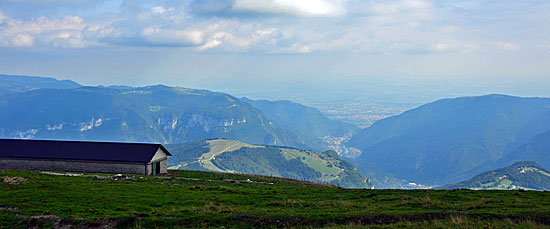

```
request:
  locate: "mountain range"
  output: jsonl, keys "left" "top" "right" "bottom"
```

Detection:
{"left": 0, "top": 75, "right": 357, "bottom": 151}
{"left": 3, "top": 74, "right": 550, "bottom": 190}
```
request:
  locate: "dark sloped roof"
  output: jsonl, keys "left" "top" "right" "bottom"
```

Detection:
{"left": 0, "top": 139, "right": 171, "bottom": 163}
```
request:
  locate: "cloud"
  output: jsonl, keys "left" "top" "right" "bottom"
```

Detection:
{"left": 197, "top": 22, "right": 278, "bottom": 51}
{"left": 440, "top": 25, "right": 461, "bottom": 33}
{"left": 232, "top": 0, "right": 345, "bottom": 17}
{"left": 0, "top": 12, "right": 6, "bottom": 24}
{"left": 367, "top": 0, "right": 434, "bottom": 24}
{"left": 190, "top": 0, "right": 345, "bottom": 17}
{"left": 151, "top": 6, "right": 166, "bottom": 15}
{"left": 430, "top": 42, "right": 479, "bottom": 54}
{"left": 0, "top": 13, "right": 101, "bottom": 48}
{"left": 141, "top": 27, "right": 204, "bottom": 46}
{"left": 11, "top": 34, "right": 34, "bottom": 46}
{"left": 0, "top": 0, "right": 547, "bottom": 58}
{"left": 495, "top": 41, "right": 519, "bottom": 51}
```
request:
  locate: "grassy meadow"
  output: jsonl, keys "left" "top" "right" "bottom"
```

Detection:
{"left": 1, "top": 169, "right": 550, "bottom": 228}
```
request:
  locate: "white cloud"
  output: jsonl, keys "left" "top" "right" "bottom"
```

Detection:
{"left": 194, "top": 21, "right": 278, "bottom": 51}
{"left": 0, "top": 14, "right": 99, "bottom": 48}
{"left": 232, "top": 0, "right": 345, "bottom": 16}
{"left": 28, "top": 16, "right": 84, "bottom": 33}
{"left": 12, "top": 34, "right": 34, "bottom": 46}
{"left": 151, "top": 6, "right": 166, "bottom": 15}
{"left": 368, "top": 0, "right": 434, "bottom": 24}
{"left": 199, "top": 39, "right": 222, "bottom": 50}
{"left": 0, "top": 11, "right": 6, "bottom": 24}
{"left": 433, "top": 43, "right": 452, "bottom": 52}
{"left": 495, "top": 41, "right": 519, "bottom": 51}
{"left": 430, "top": 42, "right": 480, "bottom": 54}
{"left": 440, "top": 25, "right": 461, "bottom": 33}
{"left": 141, "top": 27, "right": 204, "bottom": 46}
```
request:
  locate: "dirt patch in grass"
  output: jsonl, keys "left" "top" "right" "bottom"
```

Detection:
{"left": 26, "top": 214, "right": 123, "bottom": 229}
{"left": 2, "top": 176, "right": 28, "bottom": 185}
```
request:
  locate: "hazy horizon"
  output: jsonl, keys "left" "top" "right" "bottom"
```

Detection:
{"left": 1, "top": 0, "right": 549, "bottom": 99}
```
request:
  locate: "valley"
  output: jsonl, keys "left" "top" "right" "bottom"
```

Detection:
{"left": 2, "top": 74, "right": 550, "bottom": 191}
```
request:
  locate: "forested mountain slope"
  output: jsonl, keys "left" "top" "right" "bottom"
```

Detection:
{"left": 348, "top": 94, "right": 550, "bottom": 185}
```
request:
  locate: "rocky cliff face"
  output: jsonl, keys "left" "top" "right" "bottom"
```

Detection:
{"left": 0, "top": 85, "right": 326, "bottom": 150}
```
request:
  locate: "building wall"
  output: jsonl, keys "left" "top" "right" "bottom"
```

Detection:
{"left": 0, "top": 158, "right": 147, "bottom": 175}
{"left": 146, "top": 162, "right": 152, "bottom": 175}
{"left": 146, "top": 158, "right": 168, "bottom": 175}
{"left": 150, "top": 148, "right": 169, "bottom": 162}
{"left": 160, "top": 158, "right": 167, "bottom": 174}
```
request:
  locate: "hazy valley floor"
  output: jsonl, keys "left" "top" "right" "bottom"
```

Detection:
{"left": 2, "top": 170, "right": 550, "bottom": 228}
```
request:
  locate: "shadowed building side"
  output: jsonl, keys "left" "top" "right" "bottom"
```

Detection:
{"left": 0, "top": 139, "right": 171, "bottom": 175}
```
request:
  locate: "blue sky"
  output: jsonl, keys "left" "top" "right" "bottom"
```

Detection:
{"left": 0, "top": 0, "right": 549, "bottom": 94}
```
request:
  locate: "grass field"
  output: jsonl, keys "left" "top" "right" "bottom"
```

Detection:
{"left": 1, "top": 169, "right": 550, "bottom": 228}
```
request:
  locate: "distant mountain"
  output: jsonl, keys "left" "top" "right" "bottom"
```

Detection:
{"left": 0, "top": 85, "right": 326, "bottom": 150}
{"left": 440, "top": 161, "right": 550, "bottom": 190}
{"left": 502, "top": 130, "right": 550, "bottom": 169}
{"left": 347, "top": 94, "right": 550, "bottom": 186}
{"left": 166, "top": 139, "right": 373, "bottom": 188}
{"left": 240, "top": 97, "right": 359, "bottom": 138}
{"left": 0, "top": 74, "right": 81, "bottom": 94}
{"left": 454, "top": 128, "right": 550, "bottom": 183}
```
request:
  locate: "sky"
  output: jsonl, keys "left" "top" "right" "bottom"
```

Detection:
{"left": 1, "top": 0, "right": 550, "bottom": 98}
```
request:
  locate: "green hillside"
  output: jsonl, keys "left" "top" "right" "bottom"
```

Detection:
{"left": 441, "top": 161, "right": 550, "bottom": 190}
{"left": 166, "top": 139, "right": 372, "bottom": 188}
{"left": 2, "top": 169, "right": 550, "bottom": 228}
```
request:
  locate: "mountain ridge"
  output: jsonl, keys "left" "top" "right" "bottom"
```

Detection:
{"left": 440, "top": 161, "right": 550, "bottom": 190}
{"left": 0, "top": 74, "right": 81, "bottom": 94}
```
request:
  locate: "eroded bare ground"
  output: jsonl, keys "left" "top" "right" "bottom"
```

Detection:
{"left": 2, "top": 176, "right": 28, "bottom": 185}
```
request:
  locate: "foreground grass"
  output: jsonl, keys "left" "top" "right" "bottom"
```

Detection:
{"left": 1, "top": 170, "right": 550, "bottom": 228}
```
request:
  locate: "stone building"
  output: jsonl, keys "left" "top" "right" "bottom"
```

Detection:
{"left": 0, "top": 139, "right": 172, "bottom": 175}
